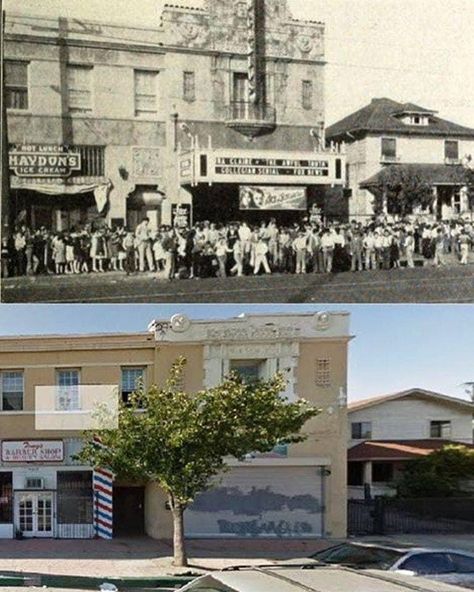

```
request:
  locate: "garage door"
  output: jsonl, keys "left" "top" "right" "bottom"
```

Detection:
{"left": 184, "top": 466, "right": 324, "bottom": 538}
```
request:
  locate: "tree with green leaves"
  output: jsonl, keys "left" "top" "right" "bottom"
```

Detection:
{"left": 78, "top": 358, "right": 320, "bottom": 567}
{"left": 372, "top": 166, "right": 434, "bottom": 216}
{"left": 396, "top": 445, "right": 474, "bottom": 498}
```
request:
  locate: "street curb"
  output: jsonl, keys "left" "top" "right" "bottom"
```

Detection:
{"left": 0, "top": 574, "right": 198, "bottom": 589}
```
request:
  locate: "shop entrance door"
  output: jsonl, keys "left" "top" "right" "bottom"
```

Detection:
{"left": 16, "top": 492, "right": 54, "bottom": 538}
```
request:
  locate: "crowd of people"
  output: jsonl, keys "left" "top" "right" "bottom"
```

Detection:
{"left": 2, "top": 216, "right": 473, "bottom": 280}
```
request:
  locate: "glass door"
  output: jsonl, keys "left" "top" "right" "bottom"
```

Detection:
{"left": 16, "top": 492, "right": 54, "bottom": 537}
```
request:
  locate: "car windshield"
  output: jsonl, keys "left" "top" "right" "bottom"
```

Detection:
{"left": 310, "top": 543, "right": 404, "bottom": 569}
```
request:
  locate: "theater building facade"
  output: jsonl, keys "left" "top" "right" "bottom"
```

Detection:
{"left": 3, "top": 0, "right": 347, "bottom": 235}
{"left": 0, "top": 312, "right": 350, "bottom": 539}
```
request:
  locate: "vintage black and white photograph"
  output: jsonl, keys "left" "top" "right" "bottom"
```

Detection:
{"left": 1, "top": 0, "right": 474, "bottom": 302}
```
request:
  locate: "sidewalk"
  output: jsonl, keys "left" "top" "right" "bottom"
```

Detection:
{"left": 0, "top": 537, "right": 331, "bottom": 578}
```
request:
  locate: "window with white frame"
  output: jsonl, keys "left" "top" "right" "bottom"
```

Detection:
{"left": 5, "top": 61, "right": 29, "bottom": 110}
{"left": 67, "top": 65, "right": 93, "bottom": 113}
{"left": 134, "top": 70, "right": 158, "bottom": 116}
{"left": 351, "top": 421, "right": 372, "bottom": 440}
{"left": 315, "top": 358, "right": 331, "bottom": 388}
{"left": 56, "top": 369, "right": 80, "bottom": 411}
{"left": 430, "top": 420, "right": 452, "bottom": 439}
{"left": 121, "top": 367, "right": 145, "bottom": 405}
{"left": 0, "top": 371, "right": 24, "bottom": 411}
{"left": 230, "top": 360, "right": 265, "bottom": 384}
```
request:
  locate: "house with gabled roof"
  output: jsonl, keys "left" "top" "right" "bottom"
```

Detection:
{"left": 347, "top": 388, "right": 474, "bottom": 499}
{"left": 326, "top": 98, "right": 474, "bottom": 220}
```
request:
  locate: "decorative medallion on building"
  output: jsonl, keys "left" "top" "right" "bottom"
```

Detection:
{"left": 296, "top": 35, "right": 314, "bottom": 54}
{"left": 170, "top": 314, "right": 191, "bottom": 333}
{"left": 132, "top": 147, "right": 161, "bottom": 179}
{"left": 179, "top": 21, "right": 200, "bottom": 41}
{"left": 314, "top": 312, "right": 332, "bottom": 332}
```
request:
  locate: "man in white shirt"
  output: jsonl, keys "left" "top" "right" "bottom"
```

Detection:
{"left": 135, "top": 218, "right": 155, "bottom": 272}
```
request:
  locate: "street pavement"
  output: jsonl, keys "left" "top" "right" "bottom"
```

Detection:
{"left": 2, "top": 264, "right": 474, "bottom": 303}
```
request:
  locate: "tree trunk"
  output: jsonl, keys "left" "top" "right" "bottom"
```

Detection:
{"left": 170, "top": 497, "right": 188, "bottom": 567}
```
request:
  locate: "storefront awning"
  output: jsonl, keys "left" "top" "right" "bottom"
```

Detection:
{"left": 360, "top": 163, "right": 469, "bottom": 189}
{"left": 10, "top": 177, "right": 112, "bottom": 213}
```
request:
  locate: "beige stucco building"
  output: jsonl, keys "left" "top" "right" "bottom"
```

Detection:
{"left": 0, "top": 311, "right": 351, "bottom": 540}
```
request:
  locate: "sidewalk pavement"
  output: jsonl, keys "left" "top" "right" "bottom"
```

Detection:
{"left": 0, "top": 535, "right": 473, "bottom": 579}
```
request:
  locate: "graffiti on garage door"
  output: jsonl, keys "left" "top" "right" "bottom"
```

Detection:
{"left": 217, "top": 519, "right": 314, "bottom": 536}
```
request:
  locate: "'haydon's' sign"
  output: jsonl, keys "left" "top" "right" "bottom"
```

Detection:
{"left": 9, "top": 145, "right": 81, "bottom": 178}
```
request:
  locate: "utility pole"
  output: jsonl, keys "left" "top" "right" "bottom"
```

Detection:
{"left": 463, "top": 382, "right": 474, "bottom": 403}
{"left": 1, "top": 9, "right": 11, "bottom": 239}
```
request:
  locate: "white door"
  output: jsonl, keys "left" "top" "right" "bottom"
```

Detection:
{"left": 16, "top": 493, "right": 54, "bottom": 538}
{"left": 184, "top": 466, "right": 324, "bottom": 538}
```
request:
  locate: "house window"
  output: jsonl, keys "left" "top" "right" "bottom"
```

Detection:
{"left": 1, "top": 371, "right": 24, "bottom": 411}
{"left": 381, "top": 138, "right": 397, "bottom": 160}
{"left": 67, "top": 65, "right": 92, "bottom": 113}
{"left": 57, "top": 471, "right": 93, "bottom": 525}
{"left": 372, "top": 462, "right": 394, "bottom": 483}
{"left": 230, "top": 360, "right": 264, "bottom": 384}
{"left": 56, "top": 369, "right": 80, "bottom": 411}
{"left": 351, "top": 421, "right": 372, "bottom": 440}
{"left": 0, "top": 473, "right": 13, "bottom": 523}
{"left": 121, "top": 367, "right": 145, "bottom": 405}
{"left": 5, "top": 61, "right": 29, "bottom": 110}
{"left": 315, "top": 359, "right": 331, "bottom": 388}
{"left": 430, "top": 420, "right": 452, "bottom": 439}
{"left": 302, "top": 80, "right": 313, "bottom": 110}
{"left": 183, "top": 71, "right": 195, "bottom": 102}
{"left": 134, "top": 70, "right": 158, "bottom": 116}
{"left": 445, "top": 140, "right": 459, "bottom": 161}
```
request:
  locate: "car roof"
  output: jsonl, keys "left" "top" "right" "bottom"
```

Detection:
{"left": 343, "top": 541, "right": 474, "bottom": 556}
{"left": 186, "top": 566, "right": 470, "bottom": 592}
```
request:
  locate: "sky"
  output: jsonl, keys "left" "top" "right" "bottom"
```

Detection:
{"left": 0, "top": 304, "right": 472, "bottom": 403}
{"left": 4, "top": 0, "right": 474, "bottom": 127}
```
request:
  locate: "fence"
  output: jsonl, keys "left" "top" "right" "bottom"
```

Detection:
{"left": 348, "top": 497, "right": 474, "bottom": 536}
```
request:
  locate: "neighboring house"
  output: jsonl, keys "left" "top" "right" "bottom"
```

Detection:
{"left": 347, "top": 389, "right": 474, "bottom": 499}
{"left": 326, "top": 98, "right": 474, "bottom": 220}
{"left": 3, "top": 0, "right": 346, "bottom": 233}
{"left": 0, "top": 311, "right": 351, "bottom": 540}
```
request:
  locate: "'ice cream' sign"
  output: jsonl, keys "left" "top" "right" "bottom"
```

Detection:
{"left": 9, "top": 145, "right": 81, "bottom": 178}
{"left": 1, "top": 440, "right": 64, "bottom": 463}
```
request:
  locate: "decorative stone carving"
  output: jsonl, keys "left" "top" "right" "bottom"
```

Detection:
{"left": 132, "top": 147, "right": 161, "bottom": 179}
{"left": 206, "top": 326, "right": 300, "bottom": 342}
{"left": 314, "top": 312, "right": 332, "bottom": 332}
{"left": 170, "top": 314, "right": 191, "bottom": 333}
{"left": 296, "top": 35, "right": 313, "bottom": 54}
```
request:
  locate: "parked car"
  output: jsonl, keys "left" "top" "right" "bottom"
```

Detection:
{"left": 178, "top": 564, "right": 471, "bottom": 592}
{"left": 304, "top": 542, "right": 474, "bottom": 588}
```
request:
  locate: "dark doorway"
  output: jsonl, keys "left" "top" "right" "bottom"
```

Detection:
{"left": 113, "top": 487, "right": 145, "bottom": 536}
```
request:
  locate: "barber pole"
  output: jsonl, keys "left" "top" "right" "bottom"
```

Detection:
{"left": 93, "top": 467, "right": 114, "bottom": 539}
{"left": 92, "top": 436, "right": 114, "bottom": 539}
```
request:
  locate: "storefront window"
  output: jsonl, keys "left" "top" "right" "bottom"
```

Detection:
{"left": 0, "top": 473, "right": 13, "bottom": 523}
{"left": 5, "top": 61, "right": 29, "bottom": 110}
{"left": 57, "top": 471, "right": 93, "bottom": 524}
{"left": 1, "top": 371, "right": 24, "bottom": 411}
{"left": 134, "top": 70, "right": 158, "bottom": 116}
{"left": 67, "top": 65, "right": 93, "bottom": 113}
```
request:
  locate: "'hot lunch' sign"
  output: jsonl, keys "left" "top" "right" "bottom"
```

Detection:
{"left": 1, "top": 440, "right": 64, "bottom": 463}
{"left": 9, "top": 145, "right": 82, "bottom": 178}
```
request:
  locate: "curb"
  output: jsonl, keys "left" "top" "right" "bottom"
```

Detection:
{"left": 0, "top": 574, "right": 197, "bottom": 589}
